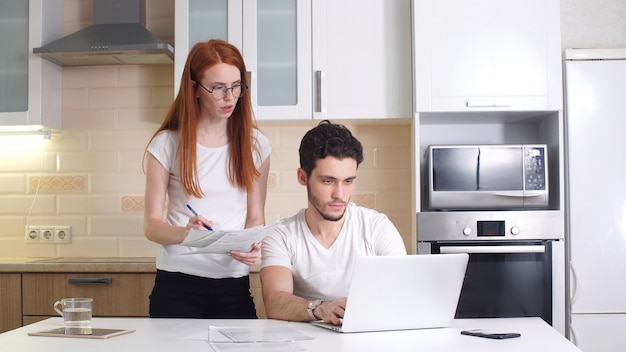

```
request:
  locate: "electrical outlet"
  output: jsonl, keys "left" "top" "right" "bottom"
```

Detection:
{"left": 25, "top": 226, "right": 40, "bottom": 242}
{"left": 40, "top": 227, "right": 55, "bottom": 242}
{"left": 55, "top": 226, "right": 72, "bottom": 243}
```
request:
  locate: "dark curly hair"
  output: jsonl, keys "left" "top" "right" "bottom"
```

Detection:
{"left": 299, "top": 120, "right": 364, "bottom": 177}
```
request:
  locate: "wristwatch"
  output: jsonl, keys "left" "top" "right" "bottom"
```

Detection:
{"left": 306, "top": 299, "right": 322, "bottom": 320}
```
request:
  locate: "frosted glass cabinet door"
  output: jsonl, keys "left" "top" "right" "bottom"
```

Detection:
{"left": 176, "top": 0, "right": 311, "bottom": 120}
{"left": 174, "top": 0, "right": 242, "bottom": 95}
{"left": 0, "top": 0, "right": 61, "bottom": 128}
{"left": 243, "top": 0, "right": 312, "bottom": 120}
{"left": 0, "top": 1, "right": 29, "bottom": 114}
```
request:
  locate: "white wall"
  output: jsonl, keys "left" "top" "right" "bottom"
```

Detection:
{"left": 561, "top": 0, "right": 626, "bottom": 49}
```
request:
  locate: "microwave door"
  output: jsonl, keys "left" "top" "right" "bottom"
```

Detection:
{"left": 432, "top": 147, "right": 479, "bottom": 191}
{"left": 478, "top": 147, "right": 523, "bottom": 191}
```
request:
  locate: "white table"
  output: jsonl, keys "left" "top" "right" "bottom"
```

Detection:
{"left": 0, "top": 317, "right": 581, "bottom": 351}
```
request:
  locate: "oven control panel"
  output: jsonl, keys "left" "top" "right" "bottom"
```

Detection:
{"left": 417, "top": 210, "right": 563, "bottom": 241}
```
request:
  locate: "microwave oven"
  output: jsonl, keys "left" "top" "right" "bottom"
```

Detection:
{"left": 427, "top": 144, "right": 548, "bottom": 210}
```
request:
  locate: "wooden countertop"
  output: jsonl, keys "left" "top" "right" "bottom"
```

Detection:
{"left": 0, "top": 257, "right": 261, "bottom": 273}
{"left": 0, "top": 257, "right": 156, "bottom": 273}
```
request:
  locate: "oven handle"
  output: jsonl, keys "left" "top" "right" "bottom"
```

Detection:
{"left": 439, "top": 244, "right": 545, "bottom": 254}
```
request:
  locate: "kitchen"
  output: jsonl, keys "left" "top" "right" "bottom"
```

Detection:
{"left": 0, "top": 0, "right": 624, "bottom": 350}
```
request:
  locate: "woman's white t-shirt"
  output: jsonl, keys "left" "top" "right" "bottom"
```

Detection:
{"left": 148, "top": 128, "right": 271, "bottom": 279}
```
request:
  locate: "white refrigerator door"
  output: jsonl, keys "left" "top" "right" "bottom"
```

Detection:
{"left": 570, "top": 314, "right": 626, "bottom": 352}
{"left": 566, "top": 59, "right": 626, "bottom": 314}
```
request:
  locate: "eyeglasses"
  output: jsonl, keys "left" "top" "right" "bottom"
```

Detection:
{"left": 195, "top": 81, "right": 247, "bottom": 100}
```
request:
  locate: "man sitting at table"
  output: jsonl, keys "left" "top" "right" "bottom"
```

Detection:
{"left": 260, "top": 120, "right": 407, "bottom": 324}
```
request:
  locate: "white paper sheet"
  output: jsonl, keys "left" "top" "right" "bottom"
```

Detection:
{"left": 181, "top": 223, "right": 279, "bottom": 254}
{"left": 207, "top": 325, "right": 311, "bottom": 352}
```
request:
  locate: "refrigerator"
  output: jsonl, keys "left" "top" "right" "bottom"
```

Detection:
{"left": 565, "top": 48, "right": 626, "bottom": 351}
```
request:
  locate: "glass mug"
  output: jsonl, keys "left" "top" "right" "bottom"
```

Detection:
{"left": 53, "top": 298, "right": 93, "bottom": 326}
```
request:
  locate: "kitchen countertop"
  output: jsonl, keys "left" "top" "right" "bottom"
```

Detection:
{"left": 0, "top": 317, "right": 581, "bottom": 351}
{"left": 0, "top": 257, "right": 156, "bottom": 273}
{"left": 0, "top": 257, "right": 262, "bottom": 273}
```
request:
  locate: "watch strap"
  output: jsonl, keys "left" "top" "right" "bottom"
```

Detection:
{"left": 307, "top": 299, "right": 322, "bottom": 320}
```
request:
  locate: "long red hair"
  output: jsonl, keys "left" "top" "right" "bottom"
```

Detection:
{"left": 145, "top": 39, "right": 260, "bottom": 197}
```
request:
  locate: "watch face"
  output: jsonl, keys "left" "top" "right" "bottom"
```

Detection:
{"left": 308, "top": 299, "right": 321, "bottom": 308}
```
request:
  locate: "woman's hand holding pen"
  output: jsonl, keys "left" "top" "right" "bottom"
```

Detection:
{"left": 186, "top": 204, "right": 214, "bottom": 231}
{"left": 229, "top": 242, "right": 261, "bottom": 266}
{"left": 186, "top": 215, "right": 214, "bottom": 234}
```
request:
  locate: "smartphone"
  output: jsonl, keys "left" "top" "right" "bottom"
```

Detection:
{"left": 461, "top": 329, "right": 521, "bottom": 339}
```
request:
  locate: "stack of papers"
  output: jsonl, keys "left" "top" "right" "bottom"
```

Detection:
{"left": 208, "top": 325, "right": 313, "bottom": 352}
{"left": 181, "top": 223, "right": 279, "bottom": 254}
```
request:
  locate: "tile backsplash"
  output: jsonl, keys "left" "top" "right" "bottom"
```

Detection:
{"left": 0, "top": 0, "right": 412, "bottom": 258}
{"left": 0, "top": 67, "right": 413, "bottom": 257}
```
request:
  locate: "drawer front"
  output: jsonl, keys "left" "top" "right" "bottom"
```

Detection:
{"left": 22, "top": 273, "right": 155, "bottom": 317}
{"left": 0, "top": 273, "right": 22, "bottom": 332}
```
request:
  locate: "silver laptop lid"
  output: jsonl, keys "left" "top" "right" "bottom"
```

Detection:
{"left": 339, "top": 254, "right": 468, "bottom": 333}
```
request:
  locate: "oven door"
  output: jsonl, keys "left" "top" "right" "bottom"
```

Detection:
{"left": 424, "top": 240, "right": 555, "bottom": 325}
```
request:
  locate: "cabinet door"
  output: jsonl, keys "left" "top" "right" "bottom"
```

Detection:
{"left": 174, "top": 0, "right": 243, "bottom": 95}
{"left": 22, "top": 273, "right": 155, "bottom": 317}
{"left": 243, "top": 0, "right": 312, "bottom": 120}
{"left": 413, "top": 0, "right": 562, "bottom": 112}
{"left": 175, "top": 0, "right": 311, "bottom": 120}
{"left": 0, "top": 274, "right": 22, "bottom": 333}
{"left": 0, "top": 0, "right": 61, "bottom": 128}
{"left": 312, "top": 0, "right": 413, "bottom": 120}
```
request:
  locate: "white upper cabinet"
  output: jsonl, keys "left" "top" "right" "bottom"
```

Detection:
{"left": 176, "top": 0, "right": 413, "bottom": 121}
{"left": 175, "top": 0, "right": 311, "bottom": 120}
{"left": 312, "top": 0, "right": 413, "bottom": 120}
{"left": 0, "top": 0, "right": 62, "bottom": 129}
{"left": 413, "top": 0, "right": 562, "bottom": 112}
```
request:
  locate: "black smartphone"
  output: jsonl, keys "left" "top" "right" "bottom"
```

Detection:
{"left": 461, "top": 329, "right": 521, "bottom": 339}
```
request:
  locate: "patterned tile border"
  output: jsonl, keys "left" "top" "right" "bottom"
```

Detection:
{"left": 121, "top": 196, "right": 145, "bottom": 212}
{"left": 267, "top": 172, "right": 277, "bottom": 189}
{"left": 29, "top": 175, "right": 86, "bottom": 193}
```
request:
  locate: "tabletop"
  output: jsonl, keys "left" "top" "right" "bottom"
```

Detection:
{"left": 0, "top": 316, "right": 581, "bottom": 352}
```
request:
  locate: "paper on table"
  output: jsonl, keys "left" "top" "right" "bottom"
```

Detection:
{"left": 207, "top": 325, "right": 311, "bottom": 352}
{"left": 208, "top": 342, "right": 305, "bottom": 352}
{"left": 214, "top": 326, "right": 314, "bottom": 342}
{"left": 181, "top": 222, "right": 279, "bottom": 254}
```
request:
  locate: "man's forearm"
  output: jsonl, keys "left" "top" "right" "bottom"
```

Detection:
{"left": 265, "top": 291, "right": 313, "bottom": 322}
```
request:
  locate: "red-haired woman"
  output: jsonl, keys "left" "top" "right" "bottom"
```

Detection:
{"left": 143, "top": 39, "right": 271, "bottom": 318}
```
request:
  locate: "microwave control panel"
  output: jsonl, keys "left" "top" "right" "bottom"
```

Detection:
{"left": 524, "top": 147, "right": 546, "bottom": 190}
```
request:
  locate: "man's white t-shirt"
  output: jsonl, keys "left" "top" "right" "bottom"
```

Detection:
{"left": 148, "top": 129, "right": 271, "bottom": 279}
{"left": 261, "top": 203, "right": 407, "bottom": 300}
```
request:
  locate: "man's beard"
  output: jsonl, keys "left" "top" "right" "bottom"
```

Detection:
{"left": 307, "top": 183, "right": 347, "bottom": 222}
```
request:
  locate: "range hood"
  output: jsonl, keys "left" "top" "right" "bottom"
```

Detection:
{"left": 33, "top": 0, "right": 174, "bottom": 66}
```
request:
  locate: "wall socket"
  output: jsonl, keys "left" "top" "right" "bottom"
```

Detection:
{"left": 25, "top": 226, "right": 72, "bottom": 244}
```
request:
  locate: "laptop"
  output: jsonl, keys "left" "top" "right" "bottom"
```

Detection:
{"left": 312, "top": 253, "right": 469, "bottom": 333}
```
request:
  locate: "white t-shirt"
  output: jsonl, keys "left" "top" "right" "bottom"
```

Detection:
{"left": 148, "top": 128, "right": 272, "bottom": 278}
{"left": 261, "top": 203, "right": 407, "bottom": 300}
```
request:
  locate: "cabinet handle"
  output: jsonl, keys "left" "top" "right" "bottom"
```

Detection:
{"left": 315, "top": 70, "right": 323, "bottom": 113}
{"left": 68, "top": 278, "right": 112, "bottom": 285}
{"left": 569, "top": 261, "right": 580, "bottom": 304}
{"left": 439, "top": 245, "right": 545, "bottom": 254}
{"left": 466, "top": 100, "right": 511, "bottom": 108}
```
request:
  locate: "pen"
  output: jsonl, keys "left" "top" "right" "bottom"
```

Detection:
{"left": 186, "top": 204, "right": 213, "bottom": 231}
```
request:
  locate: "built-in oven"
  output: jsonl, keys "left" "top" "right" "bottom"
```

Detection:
{"left": 417, "top": 210, "right": 565, "bottom": 335}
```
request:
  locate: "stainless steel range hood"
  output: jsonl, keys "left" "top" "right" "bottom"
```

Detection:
{"left": 33, "top": 0, "right": 174, "bottom": 66}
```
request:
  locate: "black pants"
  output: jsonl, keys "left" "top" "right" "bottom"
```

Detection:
{"left": 149, "top": 269, "right": 257, "bottom": 319}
